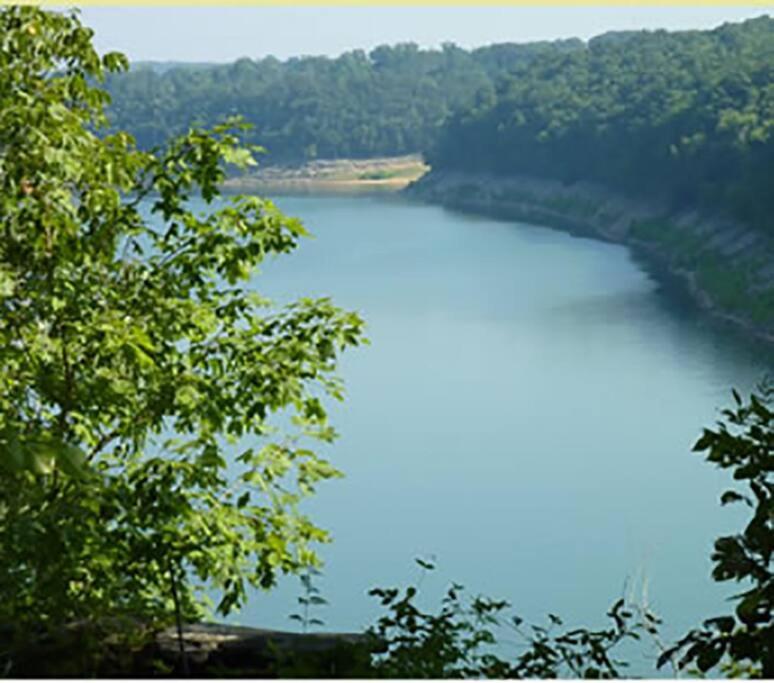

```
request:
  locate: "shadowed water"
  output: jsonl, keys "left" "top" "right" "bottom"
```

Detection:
{"left": 185, "top": 194, "right": 771, "bottom": 672}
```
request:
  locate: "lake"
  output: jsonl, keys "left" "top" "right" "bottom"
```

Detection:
{"left": 190, "top": 193, "right": 770, "bottom": 671}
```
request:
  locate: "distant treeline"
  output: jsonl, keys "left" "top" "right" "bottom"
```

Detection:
{"left": 104, "top": 39, "right": 583, "bottom": 161}
{"left": 106, "top": 18, "right": 774, "bottom": 232}
{"left": 429, "top": 17, "right": 774, "bottom": 234}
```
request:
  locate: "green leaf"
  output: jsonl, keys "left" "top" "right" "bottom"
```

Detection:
{"left": 222, "top": 146, "right": 257, "bottom": 168}
{"left": 696, "top": 643, "right": 725, "bottom": 672}
{"left": 692, "top": 430, "right": 715, "bottom": 452}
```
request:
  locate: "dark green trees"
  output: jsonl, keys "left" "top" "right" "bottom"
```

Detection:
{"left": 429, "top": 18, "right": 774, "bottom": 236}
{"left": 103, "top": 39, "right": 583, "bottom": 163}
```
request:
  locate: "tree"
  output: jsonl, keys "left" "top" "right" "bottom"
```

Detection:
{"left": 0, "top": 3, "right": 365, "bottom": 656}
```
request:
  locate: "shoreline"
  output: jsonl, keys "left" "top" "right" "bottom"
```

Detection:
{"left": 223, "top": 155, "right": 428, "bottom": 195}
{"left": 405, "top": 170, "right": 774, "bottom": 349}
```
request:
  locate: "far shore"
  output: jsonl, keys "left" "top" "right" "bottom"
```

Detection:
{"left": 222, "top": 154, "right": 429, "bottom": 195}
{"left": 406, "top": 169, "right": 774, "bottom": 349}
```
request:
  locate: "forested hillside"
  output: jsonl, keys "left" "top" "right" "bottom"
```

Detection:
{"left": 429, "top": 17, "right": 774, "bottom": 233}
{"left": 104, "top": 39, "right": 582, "bottom": 162}
{"left": 107, "top": 18, "right": 774, "bottom": 232}
{"left": 105, "top": 16, "right": 774, "bottom": 238}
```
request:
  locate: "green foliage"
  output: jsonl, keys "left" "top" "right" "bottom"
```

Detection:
{"left": 659, "top": 383, "right": 774, "bottom": 677}
{"left": 430, "top": 17, "right": 774, "bottom": 236}
{"left": 365, "top": 560, "right": 655, "bottom": 679}
{"left": 0, "top": 4, "right": 365, "bottom": 661}
{"left": 103, "top": 40, "right": 583, "bottom": 163}
{"left": 289, "top": 567, "right": 328, "bottom": 633}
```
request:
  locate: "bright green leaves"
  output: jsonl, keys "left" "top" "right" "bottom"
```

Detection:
{"left": 222, "top": 145, "right": 259, "bottom": 168}
{"left": 0, "top": 266, "right": 15, "bottom": 298}
{"left": 148, "top": 194, "right": 308, "bottom": 288}
{"left": 148, "top": 118, "right": 263, "bottom": 215}
{"left": 101, "top": 51, "right": 129, "bottom": 74}
{"left": 0, "top": 5, "right": 366, "bottom": 645}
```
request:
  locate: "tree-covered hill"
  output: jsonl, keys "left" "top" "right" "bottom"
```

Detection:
{"left": 104, "top": 39, "right": 582, "bottom": 163}
{"left": 106, "top": 18, "right": 774, "bottom": 233}
{"left": 428, "top": 17, "right": 774, "bottom": 234}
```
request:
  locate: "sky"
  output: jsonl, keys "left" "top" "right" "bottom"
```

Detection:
{"left": 79, "top": 6, "right": 771, "bottom": 63}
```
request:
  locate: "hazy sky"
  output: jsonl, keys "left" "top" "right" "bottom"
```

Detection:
{"left": 79, "top": 6, "right": 770, "bottom": 63}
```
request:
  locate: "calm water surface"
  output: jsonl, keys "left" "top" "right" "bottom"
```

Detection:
{"left": 195, "top": 194, "right": 770, "bottom": 670}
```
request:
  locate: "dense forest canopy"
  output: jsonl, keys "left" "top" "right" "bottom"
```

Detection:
{"left": 106, "top": 17, "right": 773, "bottom": 233}
{"left": 104, "top": 39, "right": 583, "bottom": 162}
{"left": 430, "top": 17, "right": 774, "bottom": 233}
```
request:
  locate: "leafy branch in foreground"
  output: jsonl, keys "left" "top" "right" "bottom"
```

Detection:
{"left": 365, "top": 559, "right": 657, "bottom": 679}
{"left": 0, "top": 4, "right": 365, "bottom": 666}
{"left": 658, "top": 383, "right": 773, "bottom": 678}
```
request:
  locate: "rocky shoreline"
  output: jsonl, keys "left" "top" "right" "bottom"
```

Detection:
{"left": 405, "top": 170, "right": 774, "bottom": 348}
{"left": 224, "top": 155, "right": 428, "bottom": 195}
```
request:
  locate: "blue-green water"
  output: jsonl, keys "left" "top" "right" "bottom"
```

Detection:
{"left": 199, "top": 194, "right": 769, "bottom": 670}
